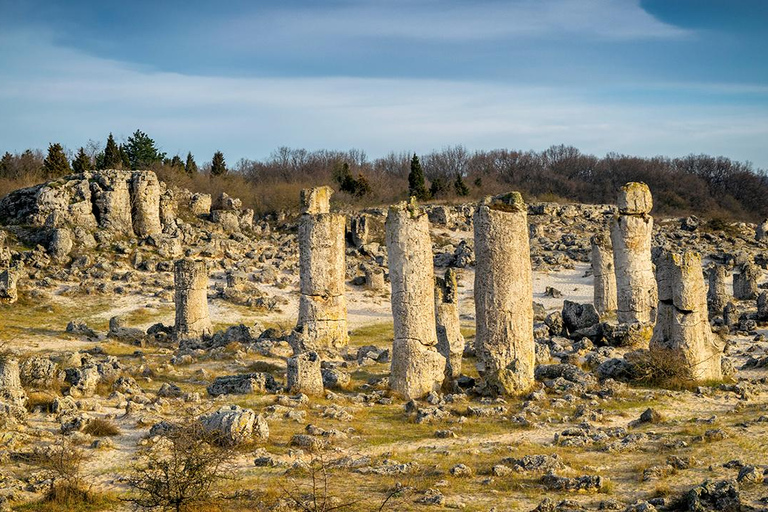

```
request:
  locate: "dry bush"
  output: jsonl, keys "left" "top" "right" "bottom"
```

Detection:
{"left": 25, "top": 436, "right": 96, "bottom": 508}
{"left": 82, "top": 418, "right": 121, "bottom": 437}
{"left": 127, "top": 421, "right": 234, "bottom": 512}
{"left": 626, "top": 349, "right": 695, "bottom": 390}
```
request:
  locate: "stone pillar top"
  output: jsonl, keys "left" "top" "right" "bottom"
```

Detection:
{"left": 300, "top": 186, "right": 334, "bottom": 214}
{"left": 618, "top": 182, "right": 653, "bottom": 215}
{"left": 479, "top": 191, "right": 526, "bottom": 213}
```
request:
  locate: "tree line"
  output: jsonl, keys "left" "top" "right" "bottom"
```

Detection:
{"left": 1, "top": 130, "right": 766, "bottom": 222}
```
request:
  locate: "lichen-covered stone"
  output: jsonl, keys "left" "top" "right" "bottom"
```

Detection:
{"left": 286, "top": 351, "right": 324, "bottom": 395}
{"left": 48, "top": 227, "right": 73, "bottom": 261}
{"left": 435, "top": 268, "right": 464, "bottom": 385}
{"left": 190, "top": 193, "right": 212, "bottom": 216}
{"left": 386, "top": 201, "right": 445, "bottom": 399}
{"left": 591, "top": 233, "right": 617, "bottom": 315}
{"left": 300, "top": 186, "right": 333, "bottom": 214}
{"left": 199, "top": 405, "right": 268, "bottom": 445}
{"left": 651, "top": 250, "right": 724, "bottom": 381}
{"left": 0, "top": 358, "right": 28, "bottom": 411}
{"left": 611, "top": 184, "right": 657, "bottom": 327}
{"left": 90, "top": 170, "right": 135, "bottom": 235}
{"left": 474, "top": 193, "right": 534, "bottom": 395}
{"left": 174, "top": 259, "right": 212, "bottom": 342}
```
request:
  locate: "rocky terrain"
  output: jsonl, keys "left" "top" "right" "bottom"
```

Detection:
{"left": 1, "top": 170, "right": 768, "bottom": 511}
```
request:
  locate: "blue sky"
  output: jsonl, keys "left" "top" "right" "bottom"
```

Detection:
{"left": 0, "top": 0, "right": 766, "bottom": 168}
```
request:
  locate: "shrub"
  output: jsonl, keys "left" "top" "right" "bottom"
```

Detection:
{"left": 82, "top": 418, "right": 121, "bottom": 437}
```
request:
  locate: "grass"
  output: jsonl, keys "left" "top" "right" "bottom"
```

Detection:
{"left": 14, "top": 490, "right": 119, "bottom": 512}
{"left": 348, "top": 322, "right": 394, "bottom": 348}
{"left": 82, "top": 419, "right": 121, "bottom": 437}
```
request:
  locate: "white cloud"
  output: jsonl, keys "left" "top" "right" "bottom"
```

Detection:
{"left": 0, "top": 29, "right": 766, "bottom": 168}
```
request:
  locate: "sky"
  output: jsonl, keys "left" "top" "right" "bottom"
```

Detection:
{"left": 0, "top": 0, "right": 767, "bottom": 168}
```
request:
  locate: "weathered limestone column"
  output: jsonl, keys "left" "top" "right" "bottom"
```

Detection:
{"left": 611, "top": 182, "right": 657, "bottom": 326}
{"left": 474, "top": 192, "right": 535, "bottom": 396}
{"left": 707, "top": 265, "right": 728, "bottom": 317}
{"left": 435, "top": 268, "right": 464, "bottom": 385}
{"left": 0, "top": 357, "right": 28, "bottom": 426}
{"left": 591, "top": 233, "right": 617, "bottom": 316}
{"left": 0, "top": 264, "right": 21, "bottom": 304}
{"left": 756, "top": 220, "right": 768, "bottom": 242}
{"left": 758, "top": 291, "right": 768, "bottom": 322}
{"left": 286, "top": 351, "right": 324, "bottom": 395}
{"left": 386, "top": 200, "right": 445, "bottom": 399}
{"left": 294, "top": 187, "right": 348, "bottom": 351}
{"left": 651, "top": 251, "right": 724, "bottom": 381}
{"left": 350, "top": 214, "right": 369, "bottom": 249}
{"left": 130, "top": 171, "right": 162, "bottom": 237}
{"left": 90, "top": 170, "right": 135, "bottom": 235}
{"left": 733, "top": 262, "right": 759, "bottom": 300}
{"left": 174, "top": 259, "right": 212, "bottom": 342}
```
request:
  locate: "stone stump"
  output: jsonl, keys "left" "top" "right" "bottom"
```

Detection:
{"left": 130, "top": 171, "right": 162, "bottom": 237}
{"left": 350, "top": 214, "right": 369, "bottom": 249}
{"left": 435, "top": 268, "right": 464, "bottom": 385}
{"left": 0, "top": 264, "right": 21, "bottom": 304}
{"left": 591, "top": 233, "right": 617, "bottom": 316}
{"left": 363, "top": 265, "right": 385, "bottom": 292}
{"left": 294, "top": 187, "right": 348, "bottom": 351}
{"left": 756, "top": 220, "right": 768, "bottom": 242}
{"left": 473, "top": 192, "right": 534, "bottom": 396}
{"left": 174, "top": 259, "right": 212, "bottom": 342}
{"left": 286, "top": 351, "right": 324, "bottom": 395}
{"left": 385, "top": 200, "right": 445, "bottom": 399}
{"left": 0, "top": 357, "right": 28, "bottom": 426}
{"left": 733, "top": 263, "right": 759, "bottom": 300}
{"left": 758, "top": 291, "right": 768, "bottom": 322}
{"left": 611, "top": 182, "right": 657, "bottom": 329}
{"left": 707, "top": 265, "right": 728, "bottom": 317}
{"left": 651, "top": 250, "right": 724, "bottom": 381}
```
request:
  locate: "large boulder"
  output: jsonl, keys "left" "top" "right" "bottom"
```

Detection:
{"left": 206, "top": 373, "right": 279, "bottom": 396}
{"left": 199, "top": 405, "right": 269, "bottom": 445}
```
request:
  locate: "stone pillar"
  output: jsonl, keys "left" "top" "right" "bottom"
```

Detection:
{"left": 286, "top": 351, "right": 324, "bottom": 395}
{"left": 363, "top": 264, "right": 385, "bottom": 292}
{"left": 474, "top": 192, "right": 535, "bottom": 396}
{"left": 386, "top": 200, "right": 445, "bottom": 399}
{"left": 435, "top": 268, "right": 464, "bottom": 385}
{"left": 591, "top": 233, "right": 617, "bottom": 316}
{"left": 611, "top": 182, "right": 657, "bottom": 326}
{"left": 0, "top": 357, "right": 28, "bottom": 426}
{"left": 159, "top": 190, "right": 176, "bottom": 228}
{"left": 174, "top": 259, "right": 212, "bottom": 342}
{"left": 758, "top": 291, "right": 768, "bottom": 322}
{"left": 733, "top": 262, "right": 759, "bottom": 300}
{"left": 350, "top": 214, "right": 369, "bottom": 249}
{"left": 756, "top": 220, "right": 768, "bottom": 242}
{"left": 294, "top": 187, "right": 348, "bottom": 351}
{"left": 707, "top": 265, "right": 728, "bottom": 317}
{"left": 651, "top": 250, "right": 724, "bottom": 381}
{"left": 90, "top": 170, "right": 135, "bottom": 235}
{"left": 131, "top": 171, "right": 162, "bottom": 237}
{"left": 0, "top": 264, "right": 20, "bottom": 304}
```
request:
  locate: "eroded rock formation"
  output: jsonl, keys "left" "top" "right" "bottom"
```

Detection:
{"left": 707, "top": 265, "right": 729, "bottom": 318}
{"left": 591, "top": 233, "right": 617, "bottom": 316}
{"left": 386, "top": 200, "right": 445, "bottom": 399}
{"left": 651, "top": 250, "right": 724, "bottom": 381}
{"left": 174, "top": 259, "right": 212, "bottom": 342}
{"left": 294, "top": 187, "right": 348, "bottom": 351}
{"left": 733, "top": 262, "right": 760, "bottom": 300}
{"left": 435, "top": 268, "right": 464, "bottom": 385}
{"left": 474, "top": 192, "right": 534, "bottom": 395}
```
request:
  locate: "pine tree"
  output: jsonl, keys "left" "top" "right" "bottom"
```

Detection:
{"left": 454, "top": 173, "right": 469, "bottom": 197}
{"left": 408, "top": 153, "right": 429, "bottom": 200}
{"left": 168, "top": 155, "right": 185, "bottom": 172}
{"left": 43, "top": 143, "right": 71, "bottom": 178}
{"left": 125, "top": 129, "right": 166, "bottom": 169}
{"left": 72, "top": 147, "right": 92, "bottom": 173}
{"left": 0, "top": 152, "right": 12, "bottom": 178}
{"left": 210, "top": 151, "right": 227, "bottom": 177}
{"left": 102, "top": 133, "right": 122, "bottom": 169}
{"left": 185, "top": 152, "right": 198, "bottom": 175}
{"left": 119, "top": 145, "right": 131, "bottom": 169}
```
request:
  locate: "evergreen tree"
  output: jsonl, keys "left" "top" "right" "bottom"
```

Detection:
{"left": 210, "top": 151, "right": 227, "bottom": 177}
{"left": 0, "top": 152, "right": 12, "bottom": 178}
{"left": 168, "top": 155, "right": 185, "bottom": 172}
{"left": 429, "top": 177, "right": 449, "bottom": 198}
{"left": 353, "top": 173, "right": 372, "bottom": 198}
{"left": 185, "top": 152, "right": 198, "bottom": 175}
{"left": 125, "top": 129, "right": 166, "bottom": 169}
{"left": 102, "top": 133, "right": 122, "bottom": 169}
{"left": 454, "top": 173, "right": 469, "bottom": 197}
{"left": 119, "top": 144, "right": 131, "bottom": 169}
{"left": 43, "top": 143, "right": 71, "bottom": 178}
{"left": 72, "top": 147, "right": 91, "bottom": 173}
{"left": 408, "top": 153, "right": 429, "bottom": 200}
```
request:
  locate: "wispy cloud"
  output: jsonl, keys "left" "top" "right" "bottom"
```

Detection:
{"left": 0, "top": 28, "right": 765, "bottom": 168}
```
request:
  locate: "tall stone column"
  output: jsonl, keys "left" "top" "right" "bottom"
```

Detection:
{"left": 0, "top": 263, "right": 21, "bottom": 304}
{"left": 90, "top": 170, "right": 135, "bottom": 235}
{"left": 174, "top": 259, "right": 212, "bottom": 342}
{"left": 130, "top": 171, "right": 162, "bottom": 238}
{"left": 733, "top": 262, "right": 759, "bottom": 300}
{"left": 435, "top": 268, "right": 464, "bottom": 385}
{"left": 474, "top": 192, "right": 534, "bottom": 396}
{"left": 707, "top": 265, "right": 728, "bottom": 317}
{"left": 386, "top": 200, "right": 445, "bottom": 399}
{"left": 591, "top": 233, "right": 617, "bottom": 316}
{"left": 651, "top": 250, "right": 724, "bottom": 381}
{"left": 294, "top": 187, "right": 348, "bottom": 351}
{"left": 611, "top": 182, "right": 657, "bottom": 326}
